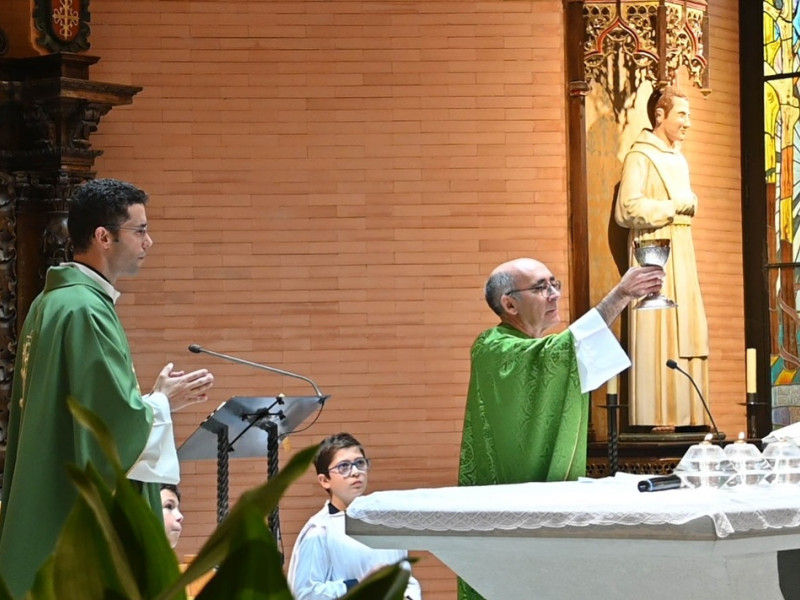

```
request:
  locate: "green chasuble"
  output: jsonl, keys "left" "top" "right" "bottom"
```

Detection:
{"left": 0, "top": 265, "right": 158, "bottom": 599}
{"left": 457, "top": 323, "right": 588, "bottom": 600}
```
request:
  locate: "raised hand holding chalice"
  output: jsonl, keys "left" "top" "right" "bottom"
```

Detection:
{"left": 633, "top": 239, "right": 677, "bottom": 310}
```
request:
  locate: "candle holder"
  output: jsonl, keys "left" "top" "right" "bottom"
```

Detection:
{"left": 599, "top": 388, "right": 624, "bottom": 476}
{"left": 743, "top": 349, "right": 763, "bottom": 440}
{"left": 744, "top": 392, "right": 769, "bottom": 441}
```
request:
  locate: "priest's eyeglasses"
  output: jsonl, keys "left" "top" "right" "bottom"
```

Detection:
{"left": 507, "top": 280, "right": 562, "bottom": 297}
{"left": 106, "top": 224, "right": 149, "bottom": 238}
{"left": 327, "top": 458, "right": 371, "bottom": 477}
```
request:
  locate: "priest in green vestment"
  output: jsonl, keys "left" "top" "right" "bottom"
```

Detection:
{"left": 0, "top": 179, "right": 216, "bottom": 599}
{"left": 457, "top": 258, "right": 664, "bottom": 600}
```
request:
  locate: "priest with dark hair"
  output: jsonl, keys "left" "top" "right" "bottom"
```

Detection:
{"left": 0, "top": 179, "right": 215, "bottom": 599}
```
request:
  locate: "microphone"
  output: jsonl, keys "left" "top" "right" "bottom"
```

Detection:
{"left": 188, "top": 344, "right": 324, "bottom": 397}
{"left": 665, "top": 359, "right": 721, "bottom": 440}
{"left": 637, "top": 474, "right": 682, "bottom": 492}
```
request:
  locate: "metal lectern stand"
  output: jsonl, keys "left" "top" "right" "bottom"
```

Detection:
{"left": 178, "top": 394, "right": 328, "bottom": 540}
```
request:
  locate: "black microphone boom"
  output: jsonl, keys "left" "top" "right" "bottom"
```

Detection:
{"left": 665, "top": 358, "right": 721, "bottom": 440}
{"left": 189, "top": 344, "right": 324, "bottom": 397}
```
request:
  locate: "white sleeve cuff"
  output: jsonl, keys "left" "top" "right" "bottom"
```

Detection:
{"left": 126, "top": 392, "right": 180, "bottom": 485}
{"left": 569, "top": 308, "right": 630, "bottom": 393}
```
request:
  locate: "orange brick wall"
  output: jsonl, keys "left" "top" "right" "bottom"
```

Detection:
{"left": 81, "top": 1, "right": 740, "bottom": 598}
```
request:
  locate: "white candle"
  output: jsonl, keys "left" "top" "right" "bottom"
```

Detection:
{"left": 746, "top": 348, "right": 757, "bottom": 394}
{"left": 607, "top": 375, "right": 618, "bottom": 395}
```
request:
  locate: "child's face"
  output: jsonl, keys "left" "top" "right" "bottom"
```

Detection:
{"left": 318, "top": 446, "right": 369, "bottom": 510}
{"left": 161, "top": 489, "right": 183, "bottom": 549}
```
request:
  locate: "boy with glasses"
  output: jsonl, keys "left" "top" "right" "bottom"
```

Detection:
{"left": 287, "top": 432, "right": 422, "bottom": 600}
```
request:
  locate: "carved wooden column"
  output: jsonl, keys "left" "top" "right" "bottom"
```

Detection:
{"left": 0, "top": 175, "right": 16, "bottom": 435}
{"left": 0, "top": 52, "right": 141, "bottom": 456}
{"left": 565, "top": 1, "right": 592, "bottom": 330}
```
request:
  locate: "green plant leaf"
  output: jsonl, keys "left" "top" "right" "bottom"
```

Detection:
{"left": 108, "top": 470, "right": 184, "bottom": 599}
{"left": 340, "top": 562, "right": 412, "bottom": 600}
{"left": 156, "top": 444, "right": 318, "bottom": 600}
{"left": 15, "top": 398, "right": 321, "bottom": 600}
{"left": 0, "top": 575, "right": 12, "bottom": 600}
{"left": 194, "top": 504, "right": 292, "bottom": 600}
{"left": 66, "top": 392, "right": 183, "bottom": 598}
{"left": 48, "top": 494, "right": 129, "bottom": 600}
{"left": 60, "top": 464, "right": 142, "bottom": 600}
{"left": 25, "top": 557, "right": 56, "bottom": 600}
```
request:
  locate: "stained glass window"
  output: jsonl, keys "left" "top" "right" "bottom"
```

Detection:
{"left": 764, "top": 0, "right": 800, "bottom": 425}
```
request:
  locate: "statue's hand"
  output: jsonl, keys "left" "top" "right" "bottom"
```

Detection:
{"left": 674, "top": 196, "right": 696, "bottom": 216}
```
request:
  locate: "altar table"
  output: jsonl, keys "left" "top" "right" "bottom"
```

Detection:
{"left": 346, "top": 475, "right": 800, "bottom": 600}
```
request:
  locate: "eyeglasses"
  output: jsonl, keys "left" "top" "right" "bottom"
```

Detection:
{"left": 105, "top": 224, "right": 149, "bottom": 238}
{"left": 327, "top": 457, "right": 371, "bottom": 476}
{"left": 507, "top": 280, "right": 562, "bottom": 297}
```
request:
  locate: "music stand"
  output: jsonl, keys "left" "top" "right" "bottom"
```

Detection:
{"left": 178, "top": 394, "right": 328, "bottom": 535}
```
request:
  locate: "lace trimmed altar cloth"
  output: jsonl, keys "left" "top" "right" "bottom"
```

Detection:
{"left": 347, "top": 473, "right": 800, "bottom": 539}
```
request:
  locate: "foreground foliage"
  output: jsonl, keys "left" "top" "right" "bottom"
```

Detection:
{"left": 0, "top": 399, "right": 410, "bottom": 600}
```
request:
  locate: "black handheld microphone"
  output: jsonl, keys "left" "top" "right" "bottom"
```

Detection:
{"left": 188, "top": 344, "right": 324, "bottom": 397}
{"left": 665, "top": 358, "right": 721, "bottom": 440}
{"left": 638, "top": 474, "right": 682, "bottom": 492}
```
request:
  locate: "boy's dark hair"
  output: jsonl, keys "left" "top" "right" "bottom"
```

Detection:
{"left": 314, "top": 432, "right": 366, "bottom": 475}
{"left": 68, "top": 178, "right": 149, "bottom": 253}
{"left": 160, "top": 483, "right": 181, "bottom": 502}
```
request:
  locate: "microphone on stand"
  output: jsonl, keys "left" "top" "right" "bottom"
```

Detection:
{"left": 188, "top": 344, "right": 324, "bottom": 397}
{"left": 665, "top": 359, "right": 721, "bottom": 441}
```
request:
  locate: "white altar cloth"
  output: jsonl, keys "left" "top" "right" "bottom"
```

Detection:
{"left": 346, "top": 475, "right": 800, "bottom": 600}
{"left": 348, "top": 474, "right": 800, "bottom": 538}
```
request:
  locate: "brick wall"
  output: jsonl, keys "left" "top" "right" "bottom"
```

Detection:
{"left": 82, "top": 1, "right": 741, "bottom": 598}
